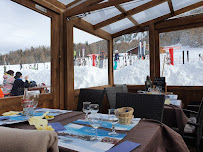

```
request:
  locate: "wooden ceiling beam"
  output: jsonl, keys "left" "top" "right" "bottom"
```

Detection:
{"left": 155, "top": 13, "right": 203, "bottom": 30}
{"left": 115, "top": 5, "right": 138, "bottom": 25}
{"left": 45, "top": 0, "right": 66, "bottom": 10}
{"left": 66, "top": 0, "right": 81, "bottom": 9}
{"left": 112, "top": 1, "right": 203, "bottom": 38}
{"left": 66, "top": 0, "right": 104, "bottom": 17}
{"left": 93, "top": 0, "right": 167, "bottom": 30}
{"left": 12, "top": 0, "right": 63, "bottom": 14}
{"left": 65, "top": 0, "right": 134, "bottom": 17}
{"left": 167, "top": 0, "right": 174, "bottom": 14}
{"left": 71, "top": 18, "right": 112, "bottom": 40}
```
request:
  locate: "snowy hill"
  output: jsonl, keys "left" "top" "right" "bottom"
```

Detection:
{"left": 0, "top": 45, "right": 202, "bottom": 90}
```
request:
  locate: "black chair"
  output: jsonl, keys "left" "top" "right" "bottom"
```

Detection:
{"left": 77, "top": 88, "right": 105, "bottom": 112}
{"left": 105, "top": 85, "right": 128, "bottom": 109}
{"left": 116, "top": 93, "right": 165, "bottom": 122}
{"left": 183, "top": 98, "right": 203, "bottom": 152}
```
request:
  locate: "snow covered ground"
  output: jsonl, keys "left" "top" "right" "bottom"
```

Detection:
{"left": 0, "top": 62, "right": 51, "bottom": 86}
{"left": 0, "top": 45, "right": 202, "bottom": 89}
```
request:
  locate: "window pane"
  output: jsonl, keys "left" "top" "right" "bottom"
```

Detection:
{"left": 0, "top": 0, "right": 51, "bottom": 96}
{"left": 113, "top": 32, "right": 149, "bottom": 85}
{"left": 74, "top": 28, "right": 108, "bottom": 89}
{"left": 160, "top": 27, "right": 203, "bottom": 86}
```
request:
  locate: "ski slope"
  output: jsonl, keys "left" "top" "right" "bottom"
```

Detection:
{"left": 0, "top": 45, "right": 202, "bottom": 89}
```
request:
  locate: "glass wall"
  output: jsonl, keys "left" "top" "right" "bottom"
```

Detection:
{"left": 160, "top": 27, "right": 203, "bottom": 86}
{"left": 73, "top": 28, "right": 108, "bottom": 89}
{"left": 0, "top": 0, "right": 51, "bottom": 96}
{"left": 113, "top": 32, "right": 150, "bottom": 85}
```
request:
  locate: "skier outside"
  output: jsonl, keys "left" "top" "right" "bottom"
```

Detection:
{"left": 11, "top": 72, "right": 30, "bottom": 96}
{"left": 114, "top": 50, "right": 119, "bottom": 70}
{"left": 99, "top": 51, "right": 105, "bottom": 68}
{"left": 74, "top": 50, "right": 76, "bottom": 65}
{"left": 3, "top": 70, "right": 14, "bottom": 96}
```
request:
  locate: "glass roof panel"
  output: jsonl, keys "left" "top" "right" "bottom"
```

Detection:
{"left": 171, "top": 0, "right": 201, "bottom": 11}
{"left": 169, "top": 6, "right": 203, "bottom": 19}
{"left": 67, "top": 0, "right": 86, "bottom": 10}
{"left": 120, "top": 0, "right": 152, "bottom": 11}
{"left": 101, "top": 18, "right": 134, "bottom": 34}
{"left": 99, "top": 0, "right": 108, "bottom": 4}
{"left": 132, "top": 2, "right": 170, "bottom": 24}
{"left": 82, "top": 6, "right": 121, "bottom": 25}
{"left": 57, "top": 0, "right": 75, "bottom": 5}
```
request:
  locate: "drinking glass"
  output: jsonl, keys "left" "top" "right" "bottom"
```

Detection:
{"left": 83, "top": 102, "right": 91, "bottom": 120}
{"left": 108, "top": 109, "right": 119, "bottom": 136}
{"left": 89, "top": 104, "right": 99, "bottom": 114}
{"left": 22, "top": 100, "right": 34, "bottom": 119}
{"left": 88, "top": 114, "right": 103, "bottom": 140}
{"left": 28, "top": 90, "right": 40, "bottom": 109}
{"left": 27, "top": 90, "right": 40, "bottom": 115}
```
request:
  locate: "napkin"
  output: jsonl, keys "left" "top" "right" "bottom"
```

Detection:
{"left": 48, "top": 122, "right": 66, "bottom": 132}
{"left": 106, "top": 140, "right": 140, "bottom": 152}
{"left": 2, "top": 111, "right": 20, "bottom": 116}
{"left": 28, "top": 111, "right": 54, "bottom": 131}
{"left": 164, "top": 99, "right": 171, "bottom": 105}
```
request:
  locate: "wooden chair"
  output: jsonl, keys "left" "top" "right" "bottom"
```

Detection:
{"left": 77, "top": 88, "right": 105, "bottom": 112}
{"left": 183, "top": 98, "right": 203, "bottom": 152}
{"left": 116, "top": 93, "right": 165, "bottom": 122}
{"left": 105, "top": 85, "right": 128, "bottom": 109}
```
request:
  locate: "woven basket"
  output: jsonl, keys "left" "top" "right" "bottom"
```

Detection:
{"left": 116, "top": 107, "right": 134, "bottom": 117}
{"left": 118, "top": 115, "right": 134, "bottom": 125}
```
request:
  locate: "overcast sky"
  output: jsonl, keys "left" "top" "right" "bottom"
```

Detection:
{"left": 0, "top": 0, "right": 102, "bottom": 54}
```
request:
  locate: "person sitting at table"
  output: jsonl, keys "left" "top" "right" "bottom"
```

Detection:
{"left": 11, "top": 72, "right": 30, "bottom": 96}
{"left": 3, "top": 70, "right": 14, "bottom": 97}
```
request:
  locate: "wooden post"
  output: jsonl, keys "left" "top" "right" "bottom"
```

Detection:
{"left": 187, "top": 51, "right": 189, "bottom": 62}
{"left": 64, "top": 19, "right": 75, "bottom": 110}
{"left": 108, "top": 38, "right": 114, "bottom": 86}
{"left": 155, "top": 30, "right": 160, "bottom": 77}
{"left": 149, "top": 24, "right": 155, "bottom": 82}
{"left": 51, "top": 14, "right": 60, "bottom": 109}
{"left": 183, "top": 51, "right": 185, "bottom": 64}
{"left": 59, "top": 13, "right": 65, "bottom": 109}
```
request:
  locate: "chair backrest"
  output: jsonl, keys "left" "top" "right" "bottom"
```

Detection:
{"left": 196, "top": 98, "right": 203, "bottom": 147}
{"left": 116, "top": 93, "right": 165, "bottom": 122}
{"left": 77, "top": 88, "right": 105, "bottom": 112}
{"left": 105, "top": 86, "right": 125, "bottom": 109}
{"left": 115, "top": 84, "right": 128, "bottom": 93}
{"left": 196, "top": 98, "right": 203, "bottom": 124}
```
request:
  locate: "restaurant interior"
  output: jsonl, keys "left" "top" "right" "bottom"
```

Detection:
{"left": 0, "top": 0, "right": 203, "bottom": 152}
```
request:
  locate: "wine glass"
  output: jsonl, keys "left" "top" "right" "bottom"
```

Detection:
{"left": 89, "top": 104, "right": 99, "bottom": 114}
{"left": 83, "top": 102, "right": 91, "bottom": 120}
{"left": 108, "top": 109, "right": 119, "bottom": 136}
{"left": 88, "top": 114, "right": 103, "bottom": 140}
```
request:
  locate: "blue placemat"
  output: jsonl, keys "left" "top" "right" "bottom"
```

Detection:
{"left": 74, "top": 117, "right": 140, "bottom": 131}
{"left": 58, "top": 123, "right": 126, "bottom": 152}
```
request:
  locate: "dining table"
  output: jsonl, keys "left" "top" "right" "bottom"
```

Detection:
{"left": 3, "top": 110, "right": 189, "bottom": 152}
{"left": 163, "top": 104, "right": 188, "bottom": 135}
